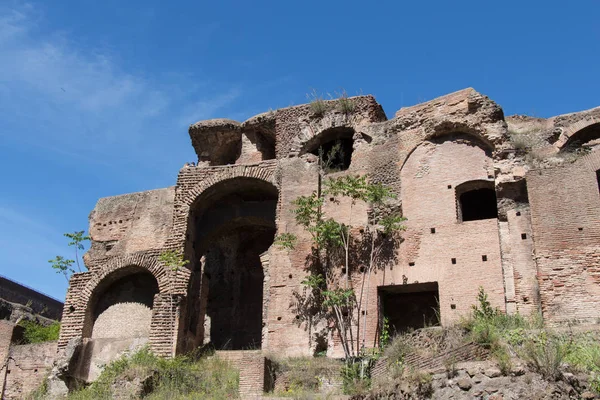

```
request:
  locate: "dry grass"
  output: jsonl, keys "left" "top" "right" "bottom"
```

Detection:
{"left": 66, "top": 347, "right": 239, "bottom": 400}
{"left": 307, "top": 90, "right": 330, "bottom": 117}
{"left": 269, "top": 356, "right": 342, "bottom": 397}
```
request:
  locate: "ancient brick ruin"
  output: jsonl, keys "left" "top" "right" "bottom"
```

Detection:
{"left": 56, "top": 88, "right": 600, "bottom": 392}
{"left": 0, "top": 277, "right": 63, "bottom": 399}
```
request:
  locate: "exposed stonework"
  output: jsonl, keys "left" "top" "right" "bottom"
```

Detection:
{"left": 0, "top": 279, "right": 64, "bottom": 399}
{"left": 54, "top": 89, "right": 600, "bottom": 396}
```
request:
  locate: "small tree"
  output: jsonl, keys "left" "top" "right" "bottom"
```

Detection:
{"left": 159, "top": 249, "right": 190, "bottom": 274}
{"left": 276, "top": 162, "right": 405, "bottom": 362}
{"left": 49, "top": 230, "right": 90, "bottom": 282}
{"left": 64, "top": 230, "right": 90, "bottom": 272}
{"left": 48, "top": 255, "right": 75, "bottom": 283}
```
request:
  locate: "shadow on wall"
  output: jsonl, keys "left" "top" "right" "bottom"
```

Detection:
{"left": 184, "top": 177, "right": 278, "bottom": 350}
{"left": 87, "top": 271, "right": 159, "bottom": 340}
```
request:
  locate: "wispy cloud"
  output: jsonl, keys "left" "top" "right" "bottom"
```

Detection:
{"left": 0, "top": 202, "right": 69, "bottom": 298}
{"left": 0, "top": 2, "right": 240, "bottom": 169}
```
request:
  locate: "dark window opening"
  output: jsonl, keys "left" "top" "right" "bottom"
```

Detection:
{"left": 563, "top": 123, "right": 600, "bottom": 149}
{"left": 596, "top": 170, "right": 600, "bottom": 193}
{"left": 204, "top": 225, "right": 273, "bottom": 350}
{"left": 254, "top": 132, "right": 276, "bottom": 161}
{"left": 310, "top": 138, "right": 354, "bottom": 172}
{"left": 185, "top": 178, "right": 278, "bottom": 351}
{"left": 457, "top": 182, "right": 498, "bottom": 222}
{"left": 304, "top": 127, "right": 355, "bottom": 173}
{"left": 379, "top": 282, "right": 440, "bottom": 335}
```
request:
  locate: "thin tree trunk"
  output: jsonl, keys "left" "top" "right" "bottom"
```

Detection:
{"left": 361, "top": 232, "right": 376, "bottom": 349}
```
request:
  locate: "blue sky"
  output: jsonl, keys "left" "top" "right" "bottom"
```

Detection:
{"left": 0, "top": 0, "right": 598, "bottom": 300}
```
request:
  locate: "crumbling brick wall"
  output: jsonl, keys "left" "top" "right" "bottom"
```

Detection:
{"left": 2, "top": 341, "right": 57, "bottom": 399}
{"left": 54, "top": 88, "right": 600, "bottom": 391}
{"left": 527, "top": 150, "right": 600, "bottom": 324}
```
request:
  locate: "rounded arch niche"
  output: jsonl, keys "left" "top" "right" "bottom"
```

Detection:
{"left": 184, "top": 177, "right": 278, "bottom": 350}
{"left": 83, "top": 266, "right": 159, "bottom": 340}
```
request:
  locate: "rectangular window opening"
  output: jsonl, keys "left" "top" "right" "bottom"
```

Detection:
{"left": 379, "top": 282, "right": 440, "bottom": 335}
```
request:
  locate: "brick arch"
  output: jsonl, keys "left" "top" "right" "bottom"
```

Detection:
{"left": 288, "top": 114, "right": 360, "bottom": 156}
{"left": 166, "top": 162, "right": 278, "bottom": 250}
{"left": 424, "top": 123, "right": 496, "bottom": 152}
{"left": 400, "top": 131, "right": 494, "bottom": 172}
{"left": 80, "top": 253, "right": 185, "bottom": 339}
{"left": 556, "top": 119, "right": 600, "bottom": 149}
{"left": 84, "top": 253, "right": 172, "bottom": 297}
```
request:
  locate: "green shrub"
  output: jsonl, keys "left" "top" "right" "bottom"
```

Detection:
{"left": 307, "top": 90, "right": 329, "bottom": 117}
{"left": 68, "top": 347, "right": 239, "bottom": 400}
{"left": 464, "top": 288, "right": 541, "bottom": 349}
{"left": 470, "top": 319, "right": 500, "bottom": 350}
{"left": 520, "top": 334, "right": 571, "bottom": 381}
{"left": 383, "top": 333, "right": 412, "bottom": 364}
{"left": 564, "top": 335, "right": 600, "bottom": 393}
{"left": 336, "top": 90, "right": 355, "bottom": 115}
{"left": 341, "top": 360, "right": 370, "bottom": 395}
{"left": 271, "top": 356, "right": 342, "bottom": 397}
{"left": 19, "top": 320, "right": 60, "bottom": 344}
{"left": 493, "top": 346, "right": 513, "bottom": 376}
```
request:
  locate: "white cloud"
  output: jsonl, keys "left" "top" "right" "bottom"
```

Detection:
{"left": 0, "top": 2, "right": 240, "bottom": 168}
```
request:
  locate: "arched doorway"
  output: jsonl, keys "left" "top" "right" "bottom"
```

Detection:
{"left": 83, "top": 267, "right": 159, "bottom": 340}
{"left": 184, "top": 177, "right": 277, "bottom": 350}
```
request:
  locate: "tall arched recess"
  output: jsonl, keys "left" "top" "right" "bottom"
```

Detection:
{"left": 82, "top": 266, "right": 159, "bottom": 341}
{"left": 183, "top": 177, "right": 278, "bottom": 350}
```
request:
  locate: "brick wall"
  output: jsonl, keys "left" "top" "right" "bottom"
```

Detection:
{"left": 3, "top": 341, "right": 57, "bottom": 399}
{"left": 395, "top": 138, "right": 505, "bottom": 321}
{"left": 0, "top": 276, "right": 63, "bottom": 320}
{"left": 215, "top": 350, "right": 266, "bottom": 397}
{"left": 53, "top": 88, "right": 600, "bottom": 396}
{"left": 528, "top": 151, "right": 600, "bottom": 324}
{"left": 0, "top": 321, "right": 14, "bottom": 396}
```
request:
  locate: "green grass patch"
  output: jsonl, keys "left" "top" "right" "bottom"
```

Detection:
{"left": 68, "top": 347, "right": 239, "bottom": 400}
{"left": 269, "top": 356, "right": 342, "bottom": 397}
{"left": 18, "top": 320, "right": 60, "bottom": 344}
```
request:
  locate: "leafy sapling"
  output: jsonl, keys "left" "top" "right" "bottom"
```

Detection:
{"left": 64, "top": 230, "right": 90, "bottom": 272}
{"left": 159, "top": 250, "right": 190, "bottom": 273}
{"left": 48, "top": 255, "right": 75, "bottom": 283}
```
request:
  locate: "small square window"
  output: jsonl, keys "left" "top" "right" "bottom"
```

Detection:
{"left": 447, "top": 185, "right": 452, "bottom": 189}
{"left": 521, "top": 233, "right": 527, "bottom": 240}
{"left": 516, "top": 211, "right": 521, "bottom": 216}
{"left": 430, "top": 228, "right": 436, "bottom": 234}
{"left": 451, "top": 304, "right": 456, "bottom": 310}
{"left": 409, "top": 262, "right": 415, "bottom": 267}
{"left": 451, "top": 258, "right": 457, "bottom": 264}
{"left": 482, "top": 255, "right": 488, "bottom": 262}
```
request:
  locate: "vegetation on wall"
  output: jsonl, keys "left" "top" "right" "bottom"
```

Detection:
{"left": 48, "top": 230, "right": 90, "bottom": 281}
{"left": 275, "top": 142, "right": 405, "bottom": 388}
{"left": 63, "top": 347, "right": 239, "bottom": 400}
{"left": 307, "top": 89, "right": 356, "bottom": 118}
{"left": 17, "top": 320, "right": 60, "bottom": 344}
